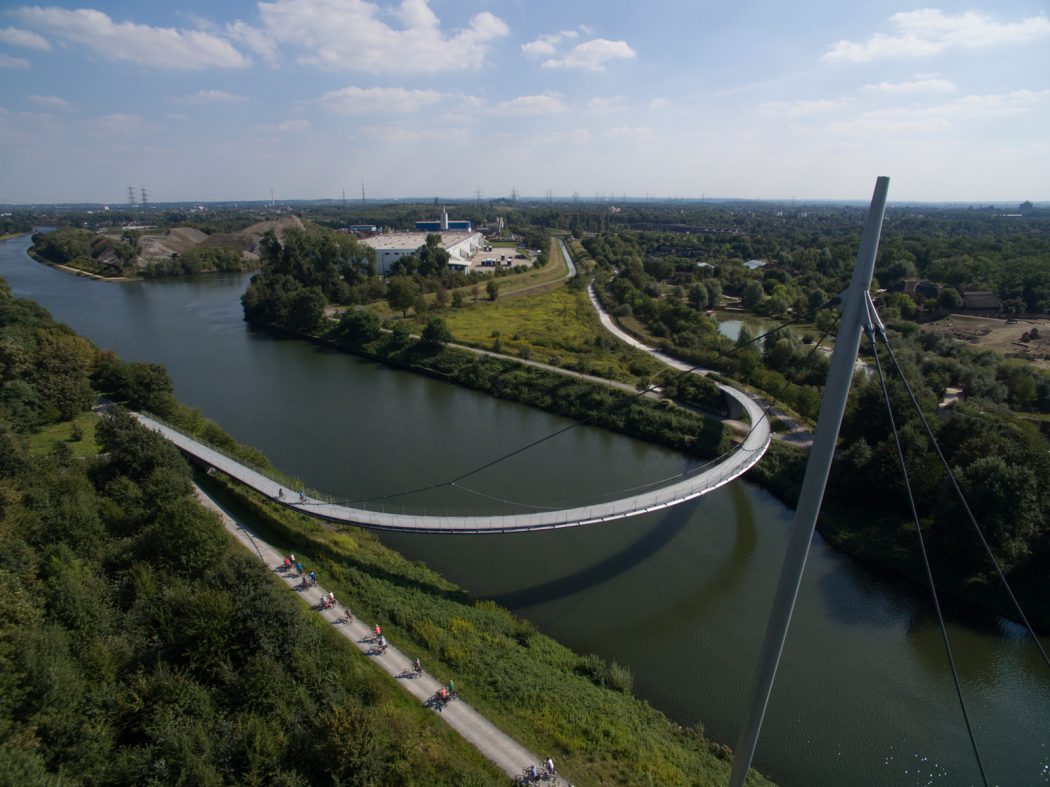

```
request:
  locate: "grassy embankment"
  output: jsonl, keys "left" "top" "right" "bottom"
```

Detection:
{"left": 198, "top": 462, "right": 775, "bottom": 786}
{"left": 25, "top": 403, "right": 774, "bottom": 785}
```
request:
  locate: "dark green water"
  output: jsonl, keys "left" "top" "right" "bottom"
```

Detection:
{"left": 4, "top": 234, "right": 1047, "bottom": 786}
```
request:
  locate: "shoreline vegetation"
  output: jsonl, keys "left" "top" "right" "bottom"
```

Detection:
{"left": 1, "top": 273, "right": 776, "bottom": 785}
{"left": 235, "top": 221, "right": 1048, "bottom": 632}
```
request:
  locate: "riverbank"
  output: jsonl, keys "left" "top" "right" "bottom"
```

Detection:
{"left": 257, "top": 319, "right": 730, "bottom": 460}
{"left": 195, "top": 461, "right": 775, "bottom": 785}
{"left": 249, "top": 313, "right": 1049, "bottom": 630}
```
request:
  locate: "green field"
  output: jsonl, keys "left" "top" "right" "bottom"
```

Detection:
{"left": 27, "top": 410, "right": 100, "bottom": 458}
{"left": 442, "top": 286, "right": 663, "bottom": 382}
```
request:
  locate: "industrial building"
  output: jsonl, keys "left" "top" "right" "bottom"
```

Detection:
{"left": 362, "top": 230, "right": 482, "bottom": 275}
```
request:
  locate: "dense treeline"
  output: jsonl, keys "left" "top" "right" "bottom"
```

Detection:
{"left": 29, "top": 227, "right": 132, "bottom": 277}
{"left": 141, "top": 246, "right": 255, "bottom": 278}
{"left": 242, "top": 226, "right": 547, "bottom": 332}
{"left": 584, "top": 213, "right": 1049, "bottom": 625}
{"left": 587, "top": 232, "right": 830, "bottom": 420}
{"left": 0, "top": 214, "right": 32, "bottom": 237}
{"left": 0, "top": 277, "right": 504, "bottom": 783}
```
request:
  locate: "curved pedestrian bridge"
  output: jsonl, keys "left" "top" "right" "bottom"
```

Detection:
{"left": 134, "top": 387, "right": 770, "bottom": 534}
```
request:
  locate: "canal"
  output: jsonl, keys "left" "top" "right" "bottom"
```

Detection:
{"left": 3, "top": 234, "right": 1047, "bottom": 786}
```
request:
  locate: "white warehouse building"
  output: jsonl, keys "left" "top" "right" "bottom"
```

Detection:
{"left": 362, "top": 231, "right": 482, "bottom": 275}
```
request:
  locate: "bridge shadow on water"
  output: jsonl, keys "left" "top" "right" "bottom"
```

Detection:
{"left": 486, "top": 483, "right": 758, "bottom": 618}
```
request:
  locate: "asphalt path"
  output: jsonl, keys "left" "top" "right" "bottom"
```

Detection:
{"left": 193, "top": 483, "right": 551, "bottom": 782}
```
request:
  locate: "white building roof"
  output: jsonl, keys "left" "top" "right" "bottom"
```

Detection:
{"left": 363, "top": 231, "right": 476, "bottom": 252}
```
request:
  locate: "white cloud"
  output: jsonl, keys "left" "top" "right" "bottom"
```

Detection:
{"left": 178, "top": 90, "right": 249, "bottom": 105}
{"left": 12, "top": 7, "right": 250, "bottom": 69}
{"left": 175, "top": 89, "right": 248, "bottom": 104}
{"left": 491, "top": 94, "right": 568, "bottom": 115}
{"left": 254, "top": 0, "right": 508, "bottom": 73}
{"left": 821, "top": 89, "right": 1050, "bottom": 136}
{"left": 85, "top": 113, "right": 148, "bottom": 133}
{"left": 649, "top": 97, "right": 671, "bottom": 110}
{"left": 608, "top": 126, "right": 654, "bottom": 138}
{"left": 542, "top": 38, "right": 636, "bottom": 71}
{"left": 521, "top": 29, "right": 578, "bottom": 57}
{"left": 226, "top": 19, "right": 279, "bottom": 66}
{"left": 0, "top": 25, "right": 51, "bottom": 50}
{"left": 864, "top": 77, "right": 956, "bottom": 93}
{"left": 319, "top": 86, "right": 444, "bottom": 114}
{"left": 941, "top": 89, "right": 1050, "bottom": 119}
{"left": 256, "top": 119, "right": 311, "bottom": 133}
{"left": 545, "top": 128, "right": 590, "bottom": 144}
{"left": 357, "top": 124, "right": 470, "bottom": 144}
{"left": 825, "top": 9, "right": 1050, "bottom": 62}
{"left": 0, "top": 53, "right": 31, "bottom": 69}
{"left": 28, "top": 95, "right": 71, "bottom": 109}
{"left": 588, "top": 96, "right": 626, "bottom": 113}
{"left": 763, "top": 98, "right": 850, "bottom": 116}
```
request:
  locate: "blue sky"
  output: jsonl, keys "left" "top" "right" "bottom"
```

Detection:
{"left": 1, "top": 1, "right": 1048, "bottom": 203}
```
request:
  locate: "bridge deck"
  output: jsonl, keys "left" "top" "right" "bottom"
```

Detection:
{"left": 134, "top": 382, "right": 769, "bottom": 534}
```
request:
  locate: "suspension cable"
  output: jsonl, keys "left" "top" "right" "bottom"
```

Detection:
{"left": 867, "top": 323, "right": 990, "bottom": 787}
{"left": 871, "top": 309, "right": 1050, "bottom": 669}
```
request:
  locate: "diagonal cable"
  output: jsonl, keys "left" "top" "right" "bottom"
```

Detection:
{"left": 867, "top": 323, "right": 990, "bottom": 787}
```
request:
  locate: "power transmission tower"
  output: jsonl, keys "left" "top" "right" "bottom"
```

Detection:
{"left": 342, "top": 188, "right": 346, "bottom": 207}
{"left": 546, "top": 188, "right": 552, "bottom": 205}
{"left": 511, "top": 186, "right": 518, "bottom": 202}
{"left": 140, "top": 187, "right": 149, "bottom": 209}
{"left": 474, "top": 186, "right": 482, "bottom": 207}
{"left": 361, "top": 182, "right": 365, "bottom": 203}
{"left": 126, "top": 185, "right": 136, "bottom": 208}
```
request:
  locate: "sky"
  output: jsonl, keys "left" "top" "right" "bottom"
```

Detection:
{"left": 1, "top": 0, "right": 1048, "bottom": 204}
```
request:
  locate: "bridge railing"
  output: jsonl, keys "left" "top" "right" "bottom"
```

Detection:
{"left": 134, "top": 408, "right": 769, "bottom": 529}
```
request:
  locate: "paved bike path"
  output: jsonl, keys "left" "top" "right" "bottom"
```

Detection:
{"left": 193, "top": 484, "right": 547, "bottom": 781}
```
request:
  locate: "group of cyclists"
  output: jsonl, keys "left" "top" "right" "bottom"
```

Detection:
{"left": 279, "top": 555, "right": 348, "bottom": 619}
{"left": 519, "top": 758, "right": 557, "bottom": 784}
{"left": 279, "top": 555, "right": 494, "bottom": 756}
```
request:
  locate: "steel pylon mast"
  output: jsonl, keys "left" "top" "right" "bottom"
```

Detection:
{"left": 728, "top": 176, "right": 890, "bottom": 787}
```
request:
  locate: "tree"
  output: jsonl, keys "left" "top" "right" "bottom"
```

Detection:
{"left": 688, "top": 283, "right": 709, "bottom": 311}
{"left": 938, "top": 287, "right": 964, "bottom": 311}
{"left": 287, "top": 287, "right": 326, "bottom": 332}
{"left": 434, "top": 286, "right": 450, "bottom": 309}
{"left": 742, "top": 280, "right": 764, "bottom": 310}
{"left": 386, "top": 276, "right": 417, "bottom": 317}
{"left": 420, "top": 317, "right": 452, "bottom": 348}
{"left": 337, "top": 310, "right": 381, "bottom": 345}
{"left": 486, "top": 279, "right": 500, "bottom": 301}
{"left": 416, "top": 234, "right": 450, "bottom": 276}
{"left": 413, "top": 295, "right": 428, "bottom": 316}
{"left": 451, "top": 289, "right": 464, "bottom": 309}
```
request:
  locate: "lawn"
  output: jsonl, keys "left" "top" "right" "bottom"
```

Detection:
{"left": 28, "top": 410, "right": 100, "bottom": 458}
{"left": 442, "top": 286, "right": 663, "bottom": 383}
